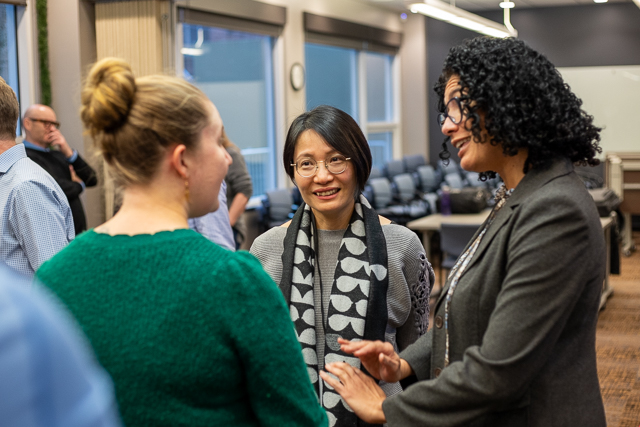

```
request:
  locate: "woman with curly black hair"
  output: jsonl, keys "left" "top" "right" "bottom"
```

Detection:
{"left": 320, "top": 36, "right": 607, "bottom": 426}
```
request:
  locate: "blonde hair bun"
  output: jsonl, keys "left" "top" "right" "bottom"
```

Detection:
{"left": 81, "top": 57, "right": 136, "bottom": 135}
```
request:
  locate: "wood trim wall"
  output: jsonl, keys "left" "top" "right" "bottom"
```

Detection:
{"left": 94, "top": 0, "right": 170, "bottom": 219}
{"left": 95, "top": 0, "right": 165, "bottom": 76}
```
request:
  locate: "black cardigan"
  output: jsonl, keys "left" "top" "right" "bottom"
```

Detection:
{"left": 26, "top": 147, "right": 98, "bottom": 235}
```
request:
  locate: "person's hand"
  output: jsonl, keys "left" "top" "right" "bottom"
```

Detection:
{"left": 46, "top": 129, "right": 73, "bottom": 158}
{"left": 69, "top": 165, "right": 83, "bottom": 184}
{"left": 338, "top": 338, "right": 409, "bottom": 383}
{"left": 320, "top": 363, "right": 387, "bottom": 424}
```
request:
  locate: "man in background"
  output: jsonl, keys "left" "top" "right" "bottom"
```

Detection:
{"left": 23, "top": 104, "right": 98, "bottom": 236}
{"left": 0, "top": 77, "right": 74, "bottom": 275}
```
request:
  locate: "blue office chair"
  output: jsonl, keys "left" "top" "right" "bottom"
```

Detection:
{"left": 403, "top": 154, "right": 426, "bottom": 174}
{"left": 384, "top": 159, "right": 405, "bottom": 180}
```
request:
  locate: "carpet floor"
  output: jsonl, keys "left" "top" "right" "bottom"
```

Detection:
{"left": 597, "top": 231, "right": 640, "bottom": 426}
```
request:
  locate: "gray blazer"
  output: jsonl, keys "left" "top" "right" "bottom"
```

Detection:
{"left": 382, "top": 158, "right": 607, "bottom": 426}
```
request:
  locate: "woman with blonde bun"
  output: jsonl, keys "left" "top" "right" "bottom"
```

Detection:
{"left": 36, "top": 58, "right": 327, "bottom": 427}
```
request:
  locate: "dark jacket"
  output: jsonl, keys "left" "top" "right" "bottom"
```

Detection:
{"left": 382, "top": 158, "right": 606, "bottom": 426}
{"left": 26, "top": 147, "right": 98, "bottom": 236}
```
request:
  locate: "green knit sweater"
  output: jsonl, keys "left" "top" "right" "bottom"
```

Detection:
{"left": 37, "top": 229, "right": 327, "bottom": 427}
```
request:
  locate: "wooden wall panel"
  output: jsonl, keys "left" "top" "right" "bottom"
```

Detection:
{"left": 95, "top": 0, "right": 166, "bottom": 76}
{"left": 94, "top": 0, "right": 170, "bottom": 218}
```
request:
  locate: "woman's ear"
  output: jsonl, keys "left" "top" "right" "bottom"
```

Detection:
{"left": 169, "top": 144, "right": 189, "bottom": 179}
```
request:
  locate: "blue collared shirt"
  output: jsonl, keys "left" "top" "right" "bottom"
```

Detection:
{"left": 0, "top": 263, "right": 122, "bottom": 427}
{"left": 0, "top": 144, "right": 75, "bottom": 276}
{"left": 188, "top": 181, "right": 236, "bottom": 251}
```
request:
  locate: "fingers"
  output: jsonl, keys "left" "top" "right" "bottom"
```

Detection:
{"left": 352, "top": 341, "right": 395, "bottom": 358}
{"left": 338, "top": 338, "right": 393, "bottom": 357}
{"left": 321, "top": 362, "right": 356, "bottom": 391}
{"left": 319, "top": 370, "right": 343, "bottom": 392}
{"left": 338, "top": 338, "right": 369, "bottom": 354}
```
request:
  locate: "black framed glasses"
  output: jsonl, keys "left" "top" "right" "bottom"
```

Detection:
{"left": 291, "top": 155, "right": 351, "bottom": 178}
{"left": 437, "top": 97, "right": 465, "bottom": 127}
{"left": 27, "top": 118, "right": 61, "bottom": 129}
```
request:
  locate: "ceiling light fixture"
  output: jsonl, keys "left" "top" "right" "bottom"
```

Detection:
{"left": 593, "top": 0, "right": 608, "bottom": 3}
{"left": 499, "top": 1, "right": 516, "bottom": 34}
{"left": 181, "top": 27, "right": 205, "bottom": 57}
{"left": 408, "top": 0, "right": 517, "bottom": 38}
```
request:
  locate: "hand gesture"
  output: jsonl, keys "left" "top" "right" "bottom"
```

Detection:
{"left": 320, "top": 363, "right": 387, "bottom": 424}
{"left": 69, "top": 165, "right": 83, "bottom": 184}
{"left": 338, "top": 338, "right": 408, "bottom": 383}
{"left": 46, "top": 129, "right": 73, "bottom": 158}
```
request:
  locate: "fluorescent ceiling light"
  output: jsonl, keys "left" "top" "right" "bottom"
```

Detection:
{"left": 181, "top": 28, "right": 205, "bottom": 56}
{"left": 409, "top": 0, "right": 517, "bottom": 38}
{"left": 500, "top": 2, "right": 515, "bottom": 8}
{"left": 593, "top": 0, "right": 608, "bottom": 3}
{"left": 181, "top": 48, "right": 204, "bottom": 56}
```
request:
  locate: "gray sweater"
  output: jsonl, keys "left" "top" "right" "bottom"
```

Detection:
{"left": 250, "top": 223, "right": 434, "bottom": 397}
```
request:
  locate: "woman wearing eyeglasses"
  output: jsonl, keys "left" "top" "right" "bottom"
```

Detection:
{"left": 320, "top": 37, "right": 606, "bottom": 427}
{"left": 251, "top": 105, "right": 434, "bottom": 427}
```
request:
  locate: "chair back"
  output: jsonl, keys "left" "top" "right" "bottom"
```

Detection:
{"left": 438, "top": 159, "right": 460, "bottom": 176}
{"left": 368, "top": 177, "right": 393, "bottom": 210}
{"left": 416, "top": 165, "right": 439, "bottom": 192}
{"left": 263, "top": 188, "right": 294, "bottom": 228}
{"left": 384, "top": 159, "right": 405, "bottom": 180}
{"left": 440, "top": 223, "right": 480, "bottom": 268}
{"left": 403, "top": 154, "right": 426, "bottom": 174}
{"left": 444, "top": 173, "right": 464, "bottom": 189}
{"left": 369, "top": 166, "right": 384, "bottom": 180}
{"left": 393, "top": 173, "right": 417, "bottom": 203}
{"left": 464, "top": 171, "right": 481, "bottom": 186}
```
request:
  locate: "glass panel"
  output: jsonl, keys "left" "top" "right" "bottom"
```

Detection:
{"left": 182, "top": 24, "right": 276, "bottom": 196}
{"left": 0, "top": 5, "right": 20, "bottom": 134}
{"left": 367, "top": 132, "right": 393, "bottom": 171}
{"left": 365, "top": 52, "right": 392, "bottom": 123}
{"left": 305, "top": 43, "right": 358, "bottom": 118}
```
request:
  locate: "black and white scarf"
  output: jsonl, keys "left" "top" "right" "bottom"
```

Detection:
{"left": 280, "top": 194, "right": 389, "bottom": 427}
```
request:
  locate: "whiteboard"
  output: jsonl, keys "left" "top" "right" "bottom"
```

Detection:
{"left": 558, "top": 65, "right": 640, "bottom": 158}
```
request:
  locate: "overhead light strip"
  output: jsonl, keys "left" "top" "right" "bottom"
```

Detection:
{"left": 408, "top": 0, "right": 517, "bottom": 38}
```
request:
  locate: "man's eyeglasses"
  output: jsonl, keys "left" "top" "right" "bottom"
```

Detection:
{"left": 27, "top": 118, "right": 61, "bottom": 129}
{"left": 437, "top": 97, "right": 465, "bottom": 127}
{"left": 291, "top": 155, "right": 351, "bottom": 178}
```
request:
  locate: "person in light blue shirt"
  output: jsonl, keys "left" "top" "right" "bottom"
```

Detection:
{"left": 188, "top": 180, "right": 236, "bottom": 251}
{"left": 0, "top": 262, "right": 122, "bottom": 427}
{"left": 0, "top": 77, "right": 75, "bottom": 276}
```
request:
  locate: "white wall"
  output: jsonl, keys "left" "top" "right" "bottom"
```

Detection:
{"left": 559, "top": 65, "right": 640, "bottom": 157}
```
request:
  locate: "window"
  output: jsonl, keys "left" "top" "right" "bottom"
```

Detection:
{"left": 305, "top": 43, "right": 358, "bottom": 118}
{"left": 305, "top": 43, "right": 399, "bottom": 169}
{"left": 181, "top": 24, "right": 277, "bottom": 197}
{"left": 0, "top": 4, "right": 20, "bottom": 134}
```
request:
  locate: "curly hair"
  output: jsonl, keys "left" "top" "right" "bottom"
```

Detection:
{"left": 435, "top": 37, "right": 601, "bottom": 180}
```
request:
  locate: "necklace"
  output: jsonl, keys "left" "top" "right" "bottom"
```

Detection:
{"left": 443, "top": 184, "right": 514, "bottom": 367}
